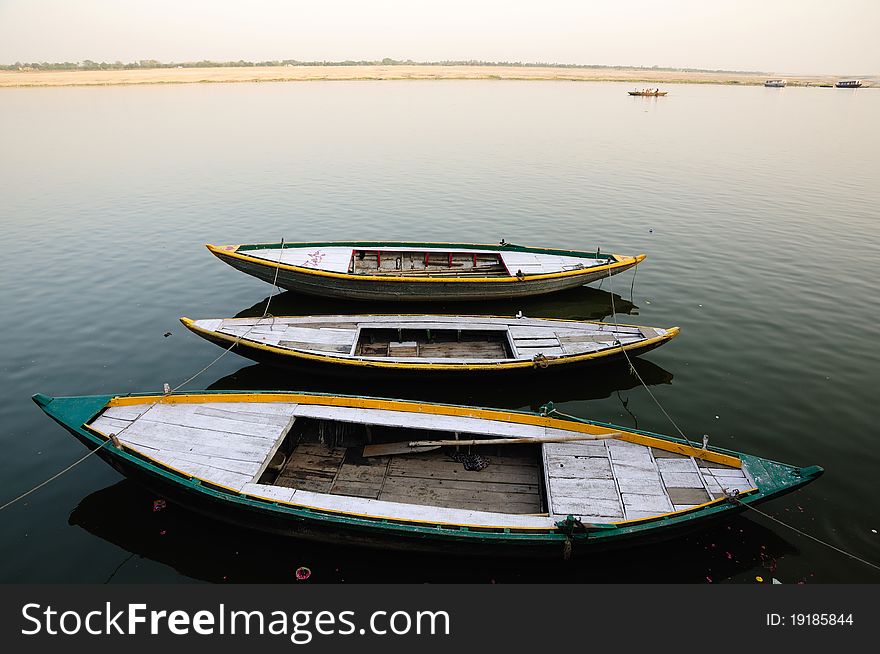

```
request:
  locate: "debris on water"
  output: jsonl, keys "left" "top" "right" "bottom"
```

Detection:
{"left": 715, "top": 415, "right": 720, "bottom": 419}
{"left": 163, "top": 332, "right": 172, "bottom": 338}
{"left": 871, "top": 529, "right": 877, "bottom": 534}
{"left": 152, "top": 499, "right": 166, "bottom": 512}
{"left": 296, "top": 566, "right": 312, "bottom": 581}
{"left": 772, "top": 578, "right": 782, "bottom": 584}
{"left": 755, "top": 575, "right": 764, "bottom": 582}
{"left": 159, "top": 530, "right": 167, "bottom": 536}
{"left": 705, "top": 576, "right": 713, "bottom": 583}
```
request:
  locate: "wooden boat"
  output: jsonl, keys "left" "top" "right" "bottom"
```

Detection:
{"left": 180, "top": 314, "right": 679, "bottom": 375}
{"left": 628, "top": 90, "right": 667, "bottom": 96}
{"left": 206, "top": 241, "right": 646, "bottom": 302}
{"left": 764, "top": 79, "right": 786, "bottom": 87}
{"left": 33, "top": 391, "right": 822, "bottom": 557}
{"left": 835, "top": 80, "right": 861, "bottom": 88}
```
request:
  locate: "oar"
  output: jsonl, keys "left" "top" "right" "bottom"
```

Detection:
{"left": 361, "top": 431, "right": 619, "bottom": 457}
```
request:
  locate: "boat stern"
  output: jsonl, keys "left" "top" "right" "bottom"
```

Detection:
{"left": 32, "top": 393, "right": 114, "bottom": 433}
{"left": 206, "top": 243, "right": 241, "bottom": 259}
{"left": 741, "top": 455, "right": 824, "bottom": 502}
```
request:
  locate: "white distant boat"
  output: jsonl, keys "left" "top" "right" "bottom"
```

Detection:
{"left": 835, "top": 80, "right": 862, "bottom": 88}
{"left": 764, "top": 79, "right": 786, "bottom": 87}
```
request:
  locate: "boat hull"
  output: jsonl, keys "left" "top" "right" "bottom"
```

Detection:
{"left": 33, "top": 392, "right": 823, "bottom": 559}
{"left": 182, "top": 318, "right": 678, "bottom": 378}
{"left": 209, "top": 246, "right": 642, "bottom": 302}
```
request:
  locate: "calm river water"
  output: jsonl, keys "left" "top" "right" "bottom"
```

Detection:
{"left": 1, "top": 80, "right": 878, "bottom": 583}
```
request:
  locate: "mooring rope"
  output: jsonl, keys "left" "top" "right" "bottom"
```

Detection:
{"left": 604, "top": 264, "right": 879, "bottom": 573}
{"left": 728, "top": 495, "right": 880, "bottom": 573}
{"left": 606, "top": 265, "right": 696, "bottom": 447}
{"left": 0, "top": 237, "right": 289, "bottom": 513}
{"left": 0, "top": 440, "right": 112, "bottom": 512}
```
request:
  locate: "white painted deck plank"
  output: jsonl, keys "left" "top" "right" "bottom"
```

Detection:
{"left": 702, "top": 467, "right": 750, "bottom": 478}
{"left": 220, "top": 325, "right": 357, "bottom": 345}
{"left": 164, "top": 451, "right": 263, "bottom": 476}
{"left": 164, "top": 457, "right": 252, "bottom": 491}
{"left": 117, "top": 430, "right": 268, "bottom": 463}
{"left": 621, "top": 493, "right": 674, "bottom": 513}
{"left": 290, "top": 405, "right": 550, "bottom": 439}
{"left": 127, "top": 403, "right": 290, "bottom": 439}
{"left": 247, "top": 247, "right": 354, "bottom": 273}
{"left": 514, "top": 346, "right": 566, "bottom": 356}
{"left": 656, "top": 458, "right": 699, "bottom": 473}
{"left": 103, "top": 405, "right": 151, "bottom": 421}
{"left": 241, "top": 483, "right": 296, "bottom": 503}
{"left": 511, "top": 338, "right": 560, "bottom": 348}
{"left": 659, "top": 472, "right": 706, "bottom": 488}
{"left": 90, "top": 415, "right": 132, "bottom": 435}
{"left": 547, "top": 478, "right": 619, "bottom": 500}
{"left": 545, "top": 455, "right": 614, "bottom": 479}
{"left": 551, "top": 498, "right": 625, "bottom": 518}
{"left": 608, "top": 441, "right": 655, "bottom": 464}
{"left": 543, "top": 440, "right": 608, "bottom": 457}
{"left": 280, "top": 488, "right": 558, "bottom": 529}
{"left": 500, "top": 251, "right": 604, "bottom": 274}
{"left": 616, "top": 477, "right": 668, "bottom": 495}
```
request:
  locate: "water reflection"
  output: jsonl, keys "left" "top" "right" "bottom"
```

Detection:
{"left": 206, "top": 358, "right": 671, "bottom": 411}
{"left": 69, "top": 480, "right": 798, "bottom": 584}
{"left": 231, "top": 285, "right": 638, "bottom": 322}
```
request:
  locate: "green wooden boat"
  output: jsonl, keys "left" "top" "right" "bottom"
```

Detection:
{"left": 33, "top": 390, "right": 822, "bottom": 558}
{"left": 207, "top": 240, "right": 645, "bottom": 302}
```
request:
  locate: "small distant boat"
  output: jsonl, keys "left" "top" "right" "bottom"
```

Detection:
{"left": 628, "top": 89, "right": 667, "bottom": 96}
{"left": 764, "top": 79, "right": 786, "bottom": 88}
{"left": 180, "top": 314, "right": 680, "bottom": 375}
{"left": 33, "top": 391, "right": 823, "bottom": 556}
{"left": 207, "top": 241, "right": 646, "bottom": 302}
{"left": 835, "top": 80, "right": 862, "bottom": 88}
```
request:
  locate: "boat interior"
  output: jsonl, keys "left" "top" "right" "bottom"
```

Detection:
{"left": 190, "top": 315, "right": 664, "bottom": 362}
{"left": 351, "top": 250, "right": 509, "bottom": 277}
{"left": 353, "top": 327, "right": 514, "bottom": 359}
{"left": 258, "top": 417, "right": 544, "bottom": 514}
{"left": 240, "top": 245, "right": 610, "bottom": 277}
{"left": 89, "top": 399, "right": 757, "bottom": 527}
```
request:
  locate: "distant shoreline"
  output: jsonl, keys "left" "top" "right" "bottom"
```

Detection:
{"left": 0, "top": 65, "right": 872, "bottom": 88}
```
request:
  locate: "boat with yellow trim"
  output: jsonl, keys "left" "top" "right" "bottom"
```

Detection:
{"left": 206, "top": 240, "right": 645, "bottom": 301}
{"left": 180, "top": 314, "right": 679, "bottom": 376}
{"left": 33, "top": 391, "right": 822, "bottom": 557}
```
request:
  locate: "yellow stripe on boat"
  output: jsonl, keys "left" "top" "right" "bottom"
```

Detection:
{"left": 105, "top": 392, "right": 741, "bottom": 467}
{"left": 179, "top": 317, "right": 680, "bottom": 372}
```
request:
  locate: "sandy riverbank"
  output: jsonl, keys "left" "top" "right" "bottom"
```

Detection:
{"left": 0, "top": 65, "right": 867, "bottom": 88}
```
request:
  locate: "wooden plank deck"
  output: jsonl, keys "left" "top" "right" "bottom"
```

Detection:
{"left": 88, "top": 398, "right": 744, "bottom": 528}
{"left": 271, "top": 442, "right": 543, "bottom": 513}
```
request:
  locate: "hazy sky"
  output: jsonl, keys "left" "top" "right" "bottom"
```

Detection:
{"left": 1, "top": 0, "right": 876, "bottom": 74}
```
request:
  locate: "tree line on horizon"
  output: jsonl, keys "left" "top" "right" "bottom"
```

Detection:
{"left": 0, "top": 58, "right": 764, "bottom": 74}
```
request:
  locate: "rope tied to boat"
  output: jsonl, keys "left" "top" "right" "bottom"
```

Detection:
{"left": 605, "top": 265, "right": 697, "bottom": 449}
{"left": 723, "top": 491, "right": 880, "bottom": 573}
{"left": 532, "top": 353, "right": 551, "bottom": 369}
{"left": 2, "top": 240, "right": 291, "bottom": 513}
